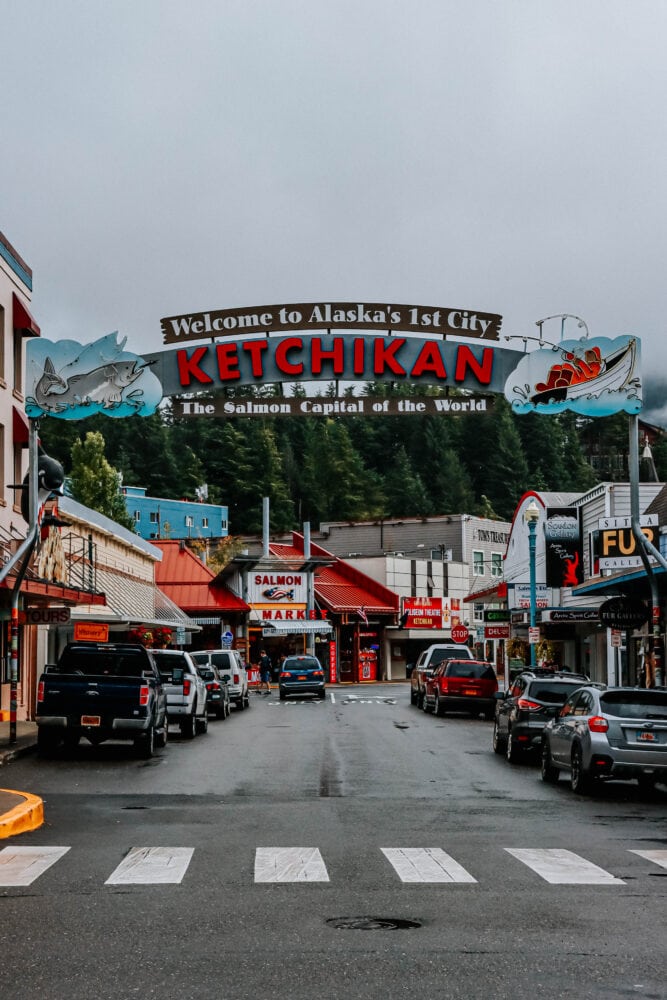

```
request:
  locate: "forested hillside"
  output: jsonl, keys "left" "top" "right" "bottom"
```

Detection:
{"left": 37, "top": 389, "right": 665, "bottom": 535}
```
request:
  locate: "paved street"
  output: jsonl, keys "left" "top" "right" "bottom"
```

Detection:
{"left": 1, "top": 684, "right": 665, "bottom": 1000}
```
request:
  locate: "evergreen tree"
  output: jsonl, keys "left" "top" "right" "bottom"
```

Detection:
{"left": 69, "top": 431, "right": 136, "bottom": 530}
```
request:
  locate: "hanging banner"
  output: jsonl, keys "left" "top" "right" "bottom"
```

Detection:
{"left": 544, "top": 508, "right": 583, "bottom": 587}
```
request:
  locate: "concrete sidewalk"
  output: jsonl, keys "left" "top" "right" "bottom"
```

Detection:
{"left": 0, "top": 722, "right": 43, "bottom": 838}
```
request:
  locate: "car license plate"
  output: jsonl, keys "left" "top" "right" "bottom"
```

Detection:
{"left": 81, "top": 715, "right": 100, "bottom": 726}
{"left": 638, "top": 731, "right": 656, "bottom": 742}
{"left": 298, "top": 675, "right": 307, "bottom": 680}
{"left": 464, "top": 689, "right": 477, "bottom": 696}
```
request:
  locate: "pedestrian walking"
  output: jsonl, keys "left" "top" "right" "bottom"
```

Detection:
{"left": 259, "top": 649, "right": 272, "bottom": 694}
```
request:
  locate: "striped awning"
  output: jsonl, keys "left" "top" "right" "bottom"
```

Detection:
{"left": 262, "top": 621, "right": 333, "bottom": 635}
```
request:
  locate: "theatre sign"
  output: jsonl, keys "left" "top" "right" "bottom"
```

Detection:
{"left": 24, "top": 302, "right": 642, "bottom": 422}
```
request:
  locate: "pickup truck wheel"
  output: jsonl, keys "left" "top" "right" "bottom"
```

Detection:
{"left": 136, "top": 725, "right": 155, "bottom": 759}
{"left": 236, "top": 697, "right": 245, "bottom": 711}
{"left": 155, "top": 719, "right": 168, "bottom": 749}
{"left": 195, "top": 711, "right": 208, "bottom": 735}
{"left": 180, "top": 712, "right": 197, "bottom": 739}
{"left": 244, "top": 693, "right": 250, "bottom": 708}
{"left": 410, "top": 687, "right": 417, "bottom": 705}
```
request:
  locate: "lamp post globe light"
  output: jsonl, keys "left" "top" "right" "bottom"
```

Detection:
{"left": 524, "top": 499, "right": 540, "bottom": 668}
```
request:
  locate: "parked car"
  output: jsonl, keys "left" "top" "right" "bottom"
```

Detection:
{"left": 410, "top": 643, "right": 474, "bottom": 708}
{"left": 279, "top": 655, "right": 326, "bottom": 700}
{"left": 423, "top": 659, "right": 498, "bottom": 718}
{"left": 493, "top": 669, "right": 594, "bottom": 762}
{"left": 191, "top": 649, "right": 249, "bottom": 711}
{"left": 194, "top": 663, "right": 231, "bottom": 720}
{"left": 151, "top": 649, "right": 209, "bottom": 738}
{"left": 541, "top": 686, "right": 667, "bottom": 793}
{"left": 36, "top": 642, "right": 168, "bottom": 758}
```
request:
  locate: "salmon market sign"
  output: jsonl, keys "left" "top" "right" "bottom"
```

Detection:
{"left": 24, "top": 303, "right": 643, "bottom": 421}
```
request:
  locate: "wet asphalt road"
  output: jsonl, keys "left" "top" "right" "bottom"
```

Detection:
{"left": 1, "top": 684, "right": 665, "bottom": 1000}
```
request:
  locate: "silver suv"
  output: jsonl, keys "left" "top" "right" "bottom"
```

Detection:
{"left": 191, "top": 650, "right": 249, "bottom": 711}
{"left": 541, "top": 686, "right": 667, "bottom": 793}
{"left": 151, "top": 649, "right": 209, "bottom": 739}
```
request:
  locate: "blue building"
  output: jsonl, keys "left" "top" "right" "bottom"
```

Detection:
{"left": 121, "top": 486, "right": 228, "bottom": 541}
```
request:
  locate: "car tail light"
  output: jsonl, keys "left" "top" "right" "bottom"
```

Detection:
{"left": 313, "top": 671, "right": 324, "bottom": 677}
{"left": 210, "top": 682, "right": 220, "bottom": 691}
{"left": 517, "top": 698, "right": 542, "bottom": 711}
{"left": 439, "top": 679, "right": 449, "bottom": 693}
{"left": 280, "top": 672, "right": 290, "bottom": 679}
{"left": 37, "top": 680, "right": 45, "bottom": 703}
{"left": 588, "top": 716, "right": 609, "bottom": 733}
{"left": 183, "top": 678, "right": 191, "bottom": 697}
{"left": 139, "top": 684, "right": 150, "bottom": 706}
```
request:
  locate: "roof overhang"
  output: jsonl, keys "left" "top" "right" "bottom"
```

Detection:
{"left": 261, "top": 620, "right": 333, "bottom": 635}
{"left": 573, "top": 566, "right": 665, "bottom": 597}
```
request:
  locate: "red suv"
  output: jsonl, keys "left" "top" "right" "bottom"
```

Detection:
{"left": 423, "top": 659, "right": 498, "bottom": 719}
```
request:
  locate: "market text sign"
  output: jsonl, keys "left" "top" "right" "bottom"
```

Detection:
{"left": 161, "top": 302, "right": 503, "bottom": 344}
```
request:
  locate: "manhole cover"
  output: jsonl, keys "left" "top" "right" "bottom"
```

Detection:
{"left": 326, "top": 916, "right": 421, "bottom": 931}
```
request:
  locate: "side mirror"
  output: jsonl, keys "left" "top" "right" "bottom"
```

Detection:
{"left": 494, "top": 690, "right": 505, "bottom": 700}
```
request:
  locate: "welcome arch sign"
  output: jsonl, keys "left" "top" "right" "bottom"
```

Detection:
{"left": 25, "top": 300, "right": 642, "bottom": 421}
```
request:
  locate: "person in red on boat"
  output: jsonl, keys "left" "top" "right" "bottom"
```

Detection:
{"left": 535, "top": 346, "right": 602, "bottom": 393}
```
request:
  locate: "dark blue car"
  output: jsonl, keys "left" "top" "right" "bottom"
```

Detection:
{"left": 279, "top": 655, "right": 326, "bottom": 701}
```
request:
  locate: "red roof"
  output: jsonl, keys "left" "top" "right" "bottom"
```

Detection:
{"left": 153, "top": 541, "right": 249, "bottom": 613}
{"left": 270, "top": 535, "right": 398, "bottom": 615}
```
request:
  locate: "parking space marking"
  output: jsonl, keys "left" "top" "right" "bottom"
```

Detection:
{"left": 382, "top": 847, "right": 477, "bottom": 883}
{"left": 505, "top": 848, "right": 625, "bottom": 885}
{"left": 254, "top": 847, "right": 330, "bottom": 882}
{"left": 629, "top": 849, "right": 667, "bottom": 870}
{"left": 105, "top": 847, "right": 194, "bottom": 885}
{"left": 0, "top": 846, "right": 70, "bottom": 886}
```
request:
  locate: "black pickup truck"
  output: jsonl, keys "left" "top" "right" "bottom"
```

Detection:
{"left": 36, "top": 642, "right": 169, "bottom": 758}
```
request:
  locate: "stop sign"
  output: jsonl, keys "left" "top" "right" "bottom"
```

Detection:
{"left": 451, "top": 624, "right": 469, "bottom": 643}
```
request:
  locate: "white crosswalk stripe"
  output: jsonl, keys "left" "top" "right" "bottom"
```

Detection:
{"left": 105, "top": 847, "right": 194, "bottom": 885}
{"left": 0, "top": 846, "right": 70, "bottom": 886}
{"left": 505, "top": 848, "right": 625, "bottom": 885}
{"left": 382, "top": 847, "right": 477, "bottom": 883}
{"left": 0, "top": 845, "right": 646, "bottom": 887}
{"left": 254, "top": 847, "right": 329, "bottom": 882}
{"left": 629, "top": 849, "right": 667, "bottom": 870}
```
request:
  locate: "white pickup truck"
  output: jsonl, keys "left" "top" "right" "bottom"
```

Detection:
{"left": 151, "top": 649, "right": 209, "bottom": 738}
{"left": 191, "top": 649, "right": 249, "bottom": 711}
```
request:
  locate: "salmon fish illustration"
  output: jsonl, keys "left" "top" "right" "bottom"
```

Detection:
{"left": 30, "top": 356, "right": 154, "bottom": 413}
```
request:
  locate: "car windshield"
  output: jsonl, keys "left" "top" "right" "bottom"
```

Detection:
{"left": 527, "top": 682, "right": 583, "bottom": 703}
{"left": 601, "top": 690, "right": 667, "bottom": 719}
{"left": 431, "top": 648, "right": 472, "bottom": 666}
{"left": 284, "top": 658, "right": 321, "bottom": 671}
{"left": 57, "top": 648, "right": 148, "bottom": 678}
{"left": 191, "top": 653, "right": 209, "bottom": 664}
{"left": 444, "top": 661, "right": 495, "bottom": 680}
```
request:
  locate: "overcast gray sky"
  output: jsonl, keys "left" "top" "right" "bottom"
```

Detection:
{"left": 2, "top": 1, "right": 666, "bottom": 419}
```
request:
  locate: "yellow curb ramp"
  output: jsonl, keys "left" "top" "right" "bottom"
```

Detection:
{"left": 0, "top": 789, "right": 44, "bottom": 839}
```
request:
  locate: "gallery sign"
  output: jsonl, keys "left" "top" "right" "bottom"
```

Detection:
{"left": 545, "top": 508, "right": 582, "bottom": 587}
{"left": 598, "top": 515, "right": 658, "bottom": 570}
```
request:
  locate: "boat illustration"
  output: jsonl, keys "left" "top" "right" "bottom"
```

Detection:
{"left": 529, "top": 338, "right": 637, "bottom": 406}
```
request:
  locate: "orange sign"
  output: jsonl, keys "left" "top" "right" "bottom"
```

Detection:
{"left": 74, "top": 622, "right": 109, "bottom": 643}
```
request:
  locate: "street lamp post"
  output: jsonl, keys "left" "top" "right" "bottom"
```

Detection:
{"left": 524, "top": 500, "right": 540, "bottom": 668}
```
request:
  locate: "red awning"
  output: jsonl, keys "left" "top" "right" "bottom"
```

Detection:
{"left": 12, "top": 293, "right": 41, "bottom": 337}
{"left": 13, "top": 406, "right": 30, "bottom": 447}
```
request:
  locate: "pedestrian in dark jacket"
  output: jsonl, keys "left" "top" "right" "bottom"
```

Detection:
{"left": 259, "top": 650, "right": 272, "bottom": 694}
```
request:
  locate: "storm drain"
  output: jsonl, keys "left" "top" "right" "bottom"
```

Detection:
{"left": 326, "top": 916, "right": 421, "bottom": 931}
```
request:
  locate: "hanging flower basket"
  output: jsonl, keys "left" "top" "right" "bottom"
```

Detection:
{"left": 129, "top": 627, "right": 154, "bottom": 647}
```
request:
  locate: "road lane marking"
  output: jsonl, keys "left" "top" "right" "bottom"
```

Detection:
{"left": 629, "top": 849, "right": 667, "bottom": 869}
{"left": 505, "top": 848, "right": 625, "bottom": 885}
{"left": 330, "top": 692, "right": 336, "bottom": 703}
{"left": 0, "top": 846, "right": 70, "bottom": 886}
{"left": 105, "top": 847, "right": 194, "bottom": 885}
{"left": 381, "top": 847, "right": 477, "bottom": 883}
{"left": 254, "top": 847, "right": 329, "bottom": 882}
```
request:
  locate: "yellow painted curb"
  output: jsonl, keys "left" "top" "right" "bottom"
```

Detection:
{"left": 0, "top": 789, "right": 44, "bottom": 839}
